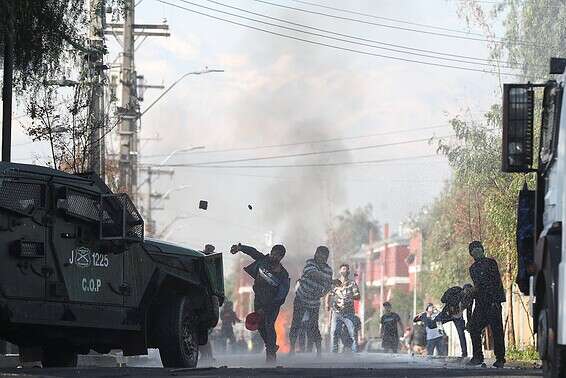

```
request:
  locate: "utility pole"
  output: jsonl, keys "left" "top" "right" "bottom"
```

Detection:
{"left": 139, "top": 165, "right": 173, "bottom": 237}
{"left": 2, "top": 2, "right": 14, "bottom": 162}
{"left": 105, "top": 5, "right": 170, "bottom": 202}
{"left": 88, "top": 0, "right": 106, "bottom": 176}
{"left": 118, "top": 0, "right": 137, "bottom": 198}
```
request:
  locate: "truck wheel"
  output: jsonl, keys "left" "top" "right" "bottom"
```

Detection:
{"left": 539, "top": 290, "right": 566, "bottom": 378}
{"left": 157, "top": 295, "right": 199, "bottom": 368}
{"left": 41, "top": 347, "right": 78, "bottom": 368}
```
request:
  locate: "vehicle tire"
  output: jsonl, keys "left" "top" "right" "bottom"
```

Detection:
{"left": 41, "top": 347, "right": 78, "bottom": 368}
{"left": 156, "top": 295, "right": 199, "bottom": 368}
{"left": 539, "top": 288, "right": 566, "bottom": 378}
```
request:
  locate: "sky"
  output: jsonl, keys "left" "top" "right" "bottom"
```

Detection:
{"left": 6, "top": 0, "right": 508, "bottom": 272}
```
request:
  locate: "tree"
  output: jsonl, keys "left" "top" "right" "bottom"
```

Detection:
{"left": 0, "top": 1, "right": 89, "bottom": 82}
{"left": 1, "top": 1, "right": 89, "bottom": 157}
{"left": 457, "top": 0, "right": 566, "bottom": 81}
{"left": 435, "top": 107, "right": 525, "bottom": 347}
{"left": 326, "top": 204, "right": 381, "bottom": 261}
{"left": 1, "top": 1, "right": 124, "bottom": 172}
{"left": 390, "top": 287, "right": 423, "bottom": 324}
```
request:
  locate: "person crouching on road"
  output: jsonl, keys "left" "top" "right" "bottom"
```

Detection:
{"left": 327, "top": 263, "right": 360, "bottom": 353}
{"left": 466, "top": 241, "right": 506, "bottom": 368}
{"left": 289, "top": 246, "right": 333, "bottom": 357}
{"left": 230, "top": 243, "right": 290, "bottom": 363}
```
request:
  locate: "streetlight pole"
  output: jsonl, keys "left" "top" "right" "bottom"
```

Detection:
{"left": 159, "top": 145, "right": 205, "bottom": 165}
{"left": 139, "top": 68, "right": 224, "bottom": 118}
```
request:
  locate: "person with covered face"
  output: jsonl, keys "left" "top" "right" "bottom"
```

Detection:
{"left": 289, "top": 246, "right": 333, "bottom": 357}
{"left": 327, "top": 263, "right": 360, "bottom": 353}
{"left": 230, "top": 243, "right": 290, "bottom": 363}
{"left": 466, "top": 240, "right": 506, "bottom": 368}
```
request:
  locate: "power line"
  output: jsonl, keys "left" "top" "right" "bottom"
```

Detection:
{"left": 158, "top": 135, "right": 453, "bottom": 167}
{"left": 160, "top": 153, "right": 442, "bottom": 169}
{"left": 250, "top": 0, "right": 540, "bottom": 47}
{"left": 159, "top": 1, "right": 525, "bottom": 77}
{"left": 141, "top": 124, "right": 452, "bottom": 160}
{"left": 199, "top": 0, "right": 525, "bottom": 68}
{"left": 286, "top": 0, "right": 488, "bottom": 37}
{"left": 186, "top": 169, "right": 448, "bottom": 182}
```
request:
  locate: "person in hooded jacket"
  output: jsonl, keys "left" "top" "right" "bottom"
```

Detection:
{"left": 231, "top": 243, "right": 290, "bottom": 363}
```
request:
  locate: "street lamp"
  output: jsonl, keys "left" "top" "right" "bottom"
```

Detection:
{"left": 159, "top": 145, "right": 205, "bottom": 165}
{"left": 139, "top": 68, "right": 224, "bottom": 118}
{"left": 156, "top": 214, "right": 197, "bottom": 240}
{"left": 151, "top": 185, "right": 192, "bottom": 205}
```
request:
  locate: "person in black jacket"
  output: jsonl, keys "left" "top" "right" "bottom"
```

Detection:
{"left": 436, "top": 285, "right": 474, "bottom": 358}
{"left": 466, "top": 241, "right": 506, "bottom": 368}
{"left": 230, "top": 243, "right": 290, "bottom": 363}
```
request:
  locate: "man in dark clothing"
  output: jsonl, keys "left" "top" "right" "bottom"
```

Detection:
{"left": 435, "top": 285, "right": 474, "bottom": 358}
{"left": 220, "top": 300, "right": 240, "bottom": 350}
{"left": 289, "top": 246, "right": 333, "bottom": 357}
{"left": 409, "top": 320, "right": 427, "bottom": 355}
{"left": 231, "top": 243, "right": 290, "bottom": 363}
{"left": 466, "top": 241, "right": 506, "bottom": 368}
{"left": 380, "top": 302, "right": 403, "bottom": 353}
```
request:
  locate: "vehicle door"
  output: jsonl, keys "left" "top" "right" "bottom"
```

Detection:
{"left": 0, "top": 178, "right": 47, "bottom": 300}
{"left": 49, "top": 185, "right": 124, "bottom": 306}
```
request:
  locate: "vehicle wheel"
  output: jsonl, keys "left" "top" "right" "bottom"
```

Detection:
{"left": 539, "top": 290, "right": 566, "bottom": 378}
{"left": 156, "top": 295, "right": 199, "bottom": 368}
{"left": 41, "top": 347, "right": 78, "bottom": 368}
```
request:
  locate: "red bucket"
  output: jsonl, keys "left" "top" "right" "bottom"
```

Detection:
{"left": 245, "top": 311, "right": 264, "bottom": 331}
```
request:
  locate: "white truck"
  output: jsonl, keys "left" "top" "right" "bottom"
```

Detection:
{"left": 502, "top": 57, "right": 566, "bottom": 377}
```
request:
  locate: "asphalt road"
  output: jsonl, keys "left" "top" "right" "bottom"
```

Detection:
{"left": 0, "top": 351, "right": 542, "bottom": 377}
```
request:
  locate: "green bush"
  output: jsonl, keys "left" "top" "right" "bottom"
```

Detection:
{"left": 507, "top": 345, "right": 539, "bottom": 362}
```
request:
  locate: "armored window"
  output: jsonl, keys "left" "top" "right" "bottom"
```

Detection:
{"left": 57, "top": 188, "right": 100, "bottom": 222}
{"left": 540, "top": 83, "right": 563, "bottom": 166}
{"left": 0, "top": 180, "right": 44, "bottom": 215}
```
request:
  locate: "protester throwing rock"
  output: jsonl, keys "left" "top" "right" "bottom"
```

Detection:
{"left": 230, "top": 243, "right": 290, "bottom": 363}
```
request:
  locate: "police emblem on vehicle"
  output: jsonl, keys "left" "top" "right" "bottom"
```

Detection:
{"left": 69, "top": 247, "right": 91, "bottom": 268}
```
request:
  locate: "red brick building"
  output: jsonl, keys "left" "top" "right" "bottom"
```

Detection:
{"left": 347, "top": 225, "right": 423, "bottom": 338}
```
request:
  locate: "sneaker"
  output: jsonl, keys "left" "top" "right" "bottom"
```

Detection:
{"left": 493, "top": 359, "right": 505, "bottom": 368}
{"left": 466, "top": 357, "right": 484, "bottom": 366}
{"left": 266, "top": 352, "right": 276, "bottom": 364}
{"left": 315, "top": 345, "right": 322, "bottom": 358}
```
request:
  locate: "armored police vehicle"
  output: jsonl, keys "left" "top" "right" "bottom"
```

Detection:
{"left": 502, "top": 57, "right": 566, "bottom": 377}
{"left": 0, "top": 162, "right": 223, "bottom": 368}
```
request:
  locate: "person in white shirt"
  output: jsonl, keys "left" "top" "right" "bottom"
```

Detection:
{"left": 414, "top": 303, "right": 445, "bottom": 356}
